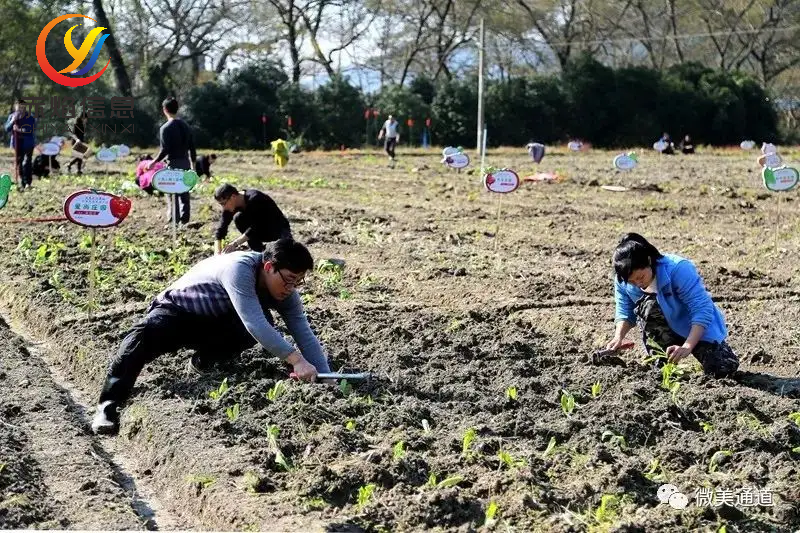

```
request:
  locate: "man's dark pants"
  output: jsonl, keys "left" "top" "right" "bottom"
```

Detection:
{"left": 98, "top": 304, "right": 272, "bottom": 415}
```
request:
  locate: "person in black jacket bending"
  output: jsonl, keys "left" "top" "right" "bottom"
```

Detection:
{"left": 145, "top": 96, "right": 196, "bottom": 226}
{"left": 213, "top": 184, "right": 292, "bottom": 254}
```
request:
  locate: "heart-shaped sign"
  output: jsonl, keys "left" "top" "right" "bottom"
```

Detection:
{"left": 0, "top": 174, "right": 12, "bottom": 210}
{"left": 442, "top": 153, "right": 469, "bottom": 169}
{"left": 653, "top": 140, "right": 668, "bottom": 152}
{"left": 96, "top": 148, "right": 117, "bottom": 162}
{"left": 484, "top": 169, "right": 520, "bottom": 193}
{"left": 39, "top": 142, "right": 60, "bottom": 156}
{"left": 49, "top": 136, "right": 66, "bottom": 147}
{"left": 64, "top": 190, "right": 131, "bottom": 227}
{"left": 763, "top": 166, "right": 799, "bottom": 192}
{"left": 152, "top": 168, "right": 198, "bottom": 194}
{"left": 613, "top": 152, "right": 638, "bottom": 170}
{"left": 182, "top": 170, "right": 199, "bottom": 188}
{"left": 117, "top": 144, "right": 131, "bottom": 157}
{"left": 740, "top": 140, "right": 755, "bottom": 150}
{"left": 442, "top": 146, "right": 461, "bottom": 157}
{"left": 758, "top": 153, "right": 782, "bottom": 169}
{"left": 109, "top": 196, "right": 132, "bottom": 219}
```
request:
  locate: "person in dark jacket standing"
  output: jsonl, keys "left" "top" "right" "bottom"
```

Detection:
{"left": 4, "top": 99, "right": 36, "bottom": 190}
{"left": 67, "top": 111, "right": 88, "bottom": 175}
{"left": 213, "top": 184, "right": 292, "bottom": 254}
{"left": 145, "top": 96, "right": 196, "bottom": 226}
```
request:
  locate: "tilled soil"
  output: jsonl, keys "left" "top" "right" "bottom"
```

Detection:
{"left": 0, "top": 146, "right": 798, "bottom": 531}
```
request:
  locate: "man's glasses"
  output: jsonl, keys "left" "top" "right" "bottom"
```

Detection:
{"left": 277, "top": 269, "right": 304, "bottom": 288}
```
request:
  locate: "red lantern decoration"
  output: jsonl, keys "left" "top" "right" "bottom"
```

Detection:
{"left": 425, "top": 118, "right": 431, "bottom": 127}
{"left": 364, "top": 109, "right": 370, "bottom": 119}
{"left": 261, "top": 114, "right": 267, "bottom": 124}
{"left": 372, "top": 109, "right": 379, "bottom": 118}
{"left": 287, "top": 116, "right": 293, "bottom": 127}
{"left": 407, "top": 119, "right": 414, "bottom": 127}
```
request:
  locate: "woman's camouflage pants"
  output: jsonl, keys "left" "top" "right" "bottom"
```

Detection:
{"left": 634, "top": 293, "right": 739, "bottom": 378}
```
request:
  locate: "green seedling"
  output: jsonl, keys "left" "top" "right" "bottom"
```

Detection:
{"left": 788, "top": 412, "right": 800, "bottom": 426}
{"left": 542, "top": 436, "right": 557, "bottom": 458}
{"left": 266, "top": 424, "right": 292, "bottom": 471}
{"left": 393, "top": 440, "right": 406, "bottom": 461}
{"left": 792, "top": 446, "right": 800, "bottom": 454}
{"left": 506, "top": 386, "right": 518, "bottom": 401}
{"left": 226, "top": 403, "right": 240, "bottom": 422}
{"left": 661, "top": 363, "right": 683, "bottom": 405}
{"left": 346, "top": 420, "right": 356, "bottom": 431}
{"left": 357, "top": 483, "right": 376, "bottom": 509}
{"left": 591, "top": 382, "right": 602, "bottom": 398}
{"left": 497, "top": 450, "right": 527, "bottom": 469}
{"left": 462, "top": 427, "right": 477, "bottom": 457}
{"left": 339, "top": 379, "right": 353, "bottom": 397}
{"left": 427, "top": 472, "right": 437, "bottom": 487}
{"left": 594, "top": 494, "right": 622, "bottom": 528}
{"left": 0, "top": 463, "right": 5, "bottom": 474}
{"left": 700, "top": 421, "right": 714, "bottom": 433}
{"left": 561, "top": 390, "right": 576, "bottom": 416}
{"left": 737, "top": 413, "right": 771, "bottom": 438}
{"left": 266, "top": 381, "right": 287, "bottom": 402}
{"left": 485, "top": 501, "right": 499, "bottom": 523}
{"left": 437, "top": 475, "right": 463, "bottom": 489}
{"left": 601, "top": 430, "right": 627, "bottom": 449}
{"left": 642, "top": 338, "right": 669, "bottom": 364}
{"left": 708, "top": 450, "right": 733, "bottom": 473}
{"left": 643, "top": 458, "right": 668, "bottom": 482}
{"left": 186, "top": 473, "right": 216, "bottom": 489}
{"left": 209, "top": 378, "right": 229, "bottom": 401}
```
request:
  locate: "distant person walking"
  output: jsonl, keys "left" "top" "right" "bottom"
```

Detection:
{"left": 145, "top": 96, "right": 197, "bottom": 227}
{"left": 378, "top": 114, "right": 400, "bottom": 168}
{"left": 4, "top": 99, "right": 36, "bottom": 190}
{"left": 67, "top": 111, "right": 88, "bottom": 175}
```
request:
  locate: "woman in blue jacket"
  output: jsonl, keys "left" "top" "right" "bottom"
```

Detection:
{"left": 606, "top": 233, "right": 739, "bottom": 378}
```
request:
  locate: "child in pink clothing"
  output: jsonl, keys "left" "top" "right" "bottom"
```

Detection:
{"left": 136, "top": 155, "right": 165, "bottom": 194}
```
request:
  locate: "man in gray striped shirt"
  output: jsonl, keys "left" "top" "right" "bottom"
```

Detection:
{"left": 91, "top": 238, "right": 329, "bottom": 435}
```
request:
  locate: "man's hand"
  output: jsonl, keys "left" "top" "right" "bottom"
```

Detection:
{"left": 287, "top": 352, "right": 317, "bottom": 382}
{"left": 666, "top": 345, "right": 692, "bottom": 363}
{"left": 222, "top": 237, "right": 244, "bottom": 254}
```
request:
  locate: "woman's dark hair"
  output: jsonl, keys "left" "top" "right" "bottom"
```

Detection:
{"left": 263, "top": 238, "right": 314, "bottom": 274}
{"left": 162, "top": 96, "right": 179, "bottom": 114}
{"left": 613, "top": 233, "right": 663, "bottom": 283}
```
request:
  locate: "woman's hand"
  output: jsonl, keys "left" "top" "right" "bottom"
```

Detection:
{"left": 667, "top": 345, "right": 692, "bottom": 363}
{"left": 606, "top": 336, "right": 626, "bottom": 351}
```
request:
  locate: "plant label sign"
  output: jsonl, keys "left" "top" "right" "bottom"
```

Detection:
{"left": 39, "top": 142, "right": 60, "bottom": 156}
{"left": 443, "top": 153, "right": 470, "bottom": 169}
{"left": 568, "top": 141, "right": 583, "bottom": 152}
{"left": 653, "top": 140, "right": 668, "bottom": 152}
{"left": 117, "top": 144, "right": 131, "bottom": 157}
{"left": 64, "top": 190, "right": 131, "bottom": 227}
{"left": 763, "top": 166, "right": 799, "bottom": 192}
{"left": 442, "top": 146, "right": 462, "bottom": 157}
{"left": 0, "top": 174, "right": 12, "bottom": 210}
{"left": 740, "top": 140, "right": 755, "bottom": 150}
{"left": 758, "top": 153, "right": 782, "bottom": 168}
{"left": 484, "top": 169, "right": 520, "bottom": 193}
{"left": 49, "top": 136, "right": 66, "bottom": 147}
{"left": 761, "top": 142, "right": 777, "bottom": 155}
{"left": 152, "top": 169, "right": 198, "bottom": 194}
{"left": 613, "top": 153, "right": 638, "bottom": 170}
{"left": 96, "top": 148, "right": 117, "bottom": 162}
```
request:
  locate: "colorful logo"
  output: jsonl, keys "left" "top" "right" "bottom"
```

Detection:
{"left": 36, "top": 14, "right": 110, "bottom": 87}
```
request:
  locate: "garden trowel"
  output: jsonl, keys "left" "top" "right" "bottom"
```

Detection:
{"left": 290, "top": 372, "right": 372, "bottom": 381}
{"left": 591, "top": 341, "right": 635, "bottom": 365}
